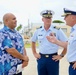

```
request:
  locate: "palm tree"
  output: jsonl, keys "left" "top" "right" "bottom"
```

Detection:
{"left": 53, "top": 20, "right": 64, "bottom": 25}
{"left": 16, "top": 24, "right": 22, "bottom": 31}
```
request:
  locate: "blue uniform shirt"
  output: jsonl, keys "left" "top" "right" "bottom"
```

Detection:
{"left": 0, "top": 26, "right": 24, "bottom": 75}
{"left": 32, "top": 25, "right": 68, "bottom": 54}
{"left": 67, "top": 24, "right": 76, "bottom": 62}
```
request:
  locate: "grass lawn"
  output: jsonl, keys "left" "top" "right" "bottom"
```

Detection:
{"left": 25, "top": 43, "right": 31, "bottom": 48}
{"left": 25, "top": 43, "right": 38, "bottom": 48}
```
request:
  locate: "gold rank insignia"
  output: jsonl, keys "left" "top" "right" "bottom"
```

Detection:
{"left": 54, "top": 26, "right": 60, "bottom": 30}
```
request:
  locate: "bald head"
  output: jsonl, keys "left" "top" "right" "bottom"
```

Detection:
{"left": 3, "top": 13, "right": 14, "bottom": 24}
{"left": 3, "top": 13, "right": 17, "bottom": 29}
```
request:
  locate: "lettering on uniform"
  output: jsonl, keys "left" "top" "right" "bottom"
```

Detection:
{"left": 38, "top": 34, "right": 43, "bottom": 36}
{"left": 38, "top": 33, "right": 43, "bottom": 43}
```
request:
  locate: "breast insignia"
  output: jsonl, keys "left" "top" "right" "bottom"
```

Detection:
{"left": 53, "top": 26, "right": 60, "bottom": 30}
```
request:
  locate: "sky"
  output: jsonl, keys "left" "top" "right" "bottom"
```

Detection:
{"left": 0, "top": 0, "right": 76, "bottom": 27}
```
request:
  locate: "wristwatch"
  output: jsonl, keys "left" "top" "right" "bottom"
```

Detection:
{"left": 60, "top": 54, "right": 64, "bottom": 57}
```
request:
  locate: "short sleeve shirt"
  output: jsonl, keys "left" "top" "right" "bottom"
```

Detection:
{"left": 31, "top": 25, "right": 68, "bottom": 54}
{"left": 0, "top": 26, "right": 24, "bottom": 75}
{"left": 67, "top": 24, "right": 76, "bottom": 62}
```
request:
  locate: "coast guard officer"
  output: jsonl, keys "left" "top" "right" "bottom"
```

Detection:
{"left": 62, "top": 8, "right": 76, "bottom": 75}
{"left": 31, "top": 10, "right": 68, "bottom": 75}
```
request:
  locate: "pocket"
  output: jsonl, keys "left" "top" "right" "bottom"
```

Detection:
{"left": 37, "top": 57, "right": 41, "bottom": 62}
{"left": 38, "top": 36, "right": 44, "bottom": 43}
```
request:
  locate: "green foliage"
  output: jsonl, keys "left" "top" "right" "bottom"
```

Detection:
{"left": 25, "top": 42, "right": 38, "bottom": 48}
{"left": 25, "top": 43, "right": 31, "bottom": 48}
{"left": 0, "top": 21, "right": 2, "bottom": 24}
{"left": 16, "top": 24, "right": 22, "bottom": 31}
{"left": 53, "top": 20, "right": 64, "bottom": 23}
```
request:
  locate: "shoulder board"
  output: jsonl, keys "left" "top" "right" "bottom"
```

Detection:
{"left": 37, "top": 26, "right": 42, "bottom": 29}
{"left": 39, "top": 26, "right": 42, "bottom": 28}
{"left": 53, "top": 26, "right": 60, "bottom": 30}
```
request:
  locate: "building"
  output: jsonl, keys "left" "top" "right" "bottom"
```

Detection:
{"left": 22, "top": 23, "right": 71, "bottom": 43}
{"left": 29, "top": 23, "right": 71, "bottom": 37}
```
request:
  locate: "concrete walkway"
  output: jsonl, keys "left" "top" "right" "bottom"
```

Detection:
{"left": 22, "top": 48, "right": 69, "bottom": 75}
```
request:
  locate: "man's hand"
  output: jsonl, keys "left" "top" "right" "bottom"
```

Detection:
{"left": 22, "top": 56, "right": 29, "bottom": 68}
{"left": 23, "top": 56, "right": 29, "bottom": 62}
{"left": 52, "top": 55, "right": 63, "bottom": 61}
{"left": 72, "top": 62, "right": 76, "bottom": 70}
{"left": 22, "top": 60, "right": 28, "bottom": 68}
{"left": 33, "top": 53, "right": 41, "bottom": 59}
{"left": 46, "top": 33, "right": 57, "bottom": 44}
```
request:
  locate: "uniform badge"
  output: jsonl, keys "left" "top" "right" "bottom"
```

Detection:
{"left": 50, "top": 32, "right": 56, "bottom": 36}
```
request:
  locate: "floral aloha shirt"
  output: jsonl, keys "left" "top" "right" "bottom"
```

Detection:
{"left": 0, "top": 25, "right": 24, "bottom": 75}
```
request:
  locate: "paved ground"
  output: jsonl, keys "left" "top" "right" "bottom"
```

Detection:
{"left": 22, "top": 48, "right": 69, "bottom": 75}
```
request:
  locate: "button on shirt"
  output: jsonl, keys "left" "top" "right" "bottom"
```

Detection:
{"left": 32, "top": 25, "right": 68, "bottom": 54}
{"left": 67, "top": 24, "right": 76, "bottom": 62}
{"left": 0, "top": 26, "right": 24, "bottom": 75}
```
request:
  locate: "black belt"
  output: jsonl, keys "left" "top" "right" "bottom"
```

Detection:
{"left": 39, "top": 53, "right": 57, "bottom": 58}
{"left": 69, "top": 61, "right": 76, "bottom": 65}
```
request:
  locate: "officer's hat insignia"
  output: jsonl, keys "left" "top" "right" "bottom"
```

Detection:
{"left": 48, "top": 11, "right": 50, "bottom": 14}
{"left": 40, "top": 10, "right": 54, "bottom": 18}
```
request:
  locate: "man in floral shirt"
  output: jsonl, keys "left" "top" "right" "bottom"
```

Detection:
{"left": 0, "top": 13, "right": 29, "bottom": 75}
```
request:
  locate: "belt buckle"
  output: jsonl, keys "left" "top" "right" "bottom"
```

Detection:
{"left": 45, "top": 55, "right": 49, "bottom": 58}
